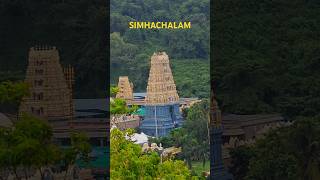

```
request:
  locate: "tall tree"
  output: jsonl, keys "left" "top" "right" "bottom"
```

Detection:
{"left": 0, "top": 81, "right": 29, "bottom": 113}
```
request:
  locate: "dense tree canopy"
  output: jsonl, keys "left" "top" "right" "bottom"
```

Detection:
{"left": 110, "top": 0, "right": 210, "bottom": 97}
{"left": 213, "top": 0, "right": 320, "bottom": 118}
{"left": 0, "top": 81, "right": 29, "bottom": 113}
{"left": 1, "top": 0, "right": 209, "bottom": 98}
{"left": 215, "top": 1, "right": 320, "bottom": 179}
{"left": 0, "top": 81, "right": 92, "bottom": 179}
{"left": 0, "top": 113, "right": 91, "bottom": 179}
{"left": 110, "top": 128, "right": 192, "bottom": 179}
{"left": 0, "top": 0, "right": 107, "bottom": 98}
{"left": 230, "top": 117, "right": 320, "bottom": 180}
{"left": 0, "top": 81, "right": 29, "bottom": 104}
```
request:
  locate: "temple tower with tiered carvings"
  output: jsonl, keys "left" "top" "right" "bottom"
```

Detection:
{"left": 145, "top": 52, "right": 179, "bottom": 104}
{"left": 19, "top": 46, "right": 73, "bottom": 122}
{"left": 140, "top": 52, "right": 182, "bottom": 137}
{"left": 116, "top": 76, "right": 133, "bottom": 103}
{"left": 210, "top": 89, "right": 233, "bottom": 180}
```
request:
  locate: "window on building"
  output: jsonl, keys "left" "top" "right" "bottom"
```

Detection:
{"left": 36, "top": 109, "right": 41, "bottom": 115}
{"left": 35, "top": 61, "right": 44, "bottom": 66}
{"left": 35, "top": 69, "right": 44, "bottom": 75}
{"left": 34, "top": 80, "right": 43, "bottom": 86}
{"left": 33, "top": 93, "right": 44, "bottom": 100}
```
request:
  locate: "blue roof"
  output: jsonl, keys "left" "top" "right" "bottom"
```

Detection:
{"left": 132, "top": 107, "right": 145, "bottom": 116}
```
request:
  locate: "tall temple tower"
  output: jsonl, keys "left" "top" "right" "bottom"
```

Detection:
{"left": 210, "top": 89, "right": 233, "bottom": 180}
{"left": 140, "top": 52, "right": 182, "bottom": 137}
{"left": 116, "top": 76, "right": 133, "bottom": 103}
{"left": 19, "top": 46, "right": 73, "bottom": 122}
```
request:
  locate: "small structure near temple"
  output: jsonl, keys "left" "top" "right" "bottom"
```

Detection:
{"left": 209, "top": 90, "right": 286, "bottom": 178}
{"left": 221, "top": 113, "right": 287, "bottom": 167}
{"left": 140, "top": 52, "right": 182, "bottom": 137}
{"left": 19, "top": 46, "right": 74, "bottom": 122}
{"left": 116, "top": 76, "right": 133, "bottom": 103}
{"left": 111, "top": 114, "right": 141, "bottom": 130}
{"left": 222, "top": 113, "right": 285, "bottom": 142}
{"left": 141, "top": 143, "right": 181, "bottom": 161}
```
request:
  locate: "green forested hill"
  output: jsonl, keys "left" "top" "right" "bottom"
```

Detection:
{"left": 172, "top": 59, "right": 209, "bottom": 98}
{"left": 2, "top": 0, "right": 319, "bottom": 115}
{"left": 0, "top": 0, "right": 210, "bottom": 98}
{"left": 0, "top": 0, "right": 107, "bottom": 98}
{"left": 213, "top": 0, "right": 320, "bottom": 118}
{"left": 110, "top": 0, "right": 210, "bottom": 97}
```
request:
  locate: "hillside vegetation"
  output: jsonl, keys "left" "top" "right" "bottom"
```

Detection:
{"left": 110, "top": 0, "right": 210, "bottom": 97}
{"left": 213, "top": 0, "right": 320, "bottom": 118}
{"left": 0, "top": 0, "right": 210, "bottom": 98}
{"left": 0, "top": 0, "right": 107, "bottom": 98}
